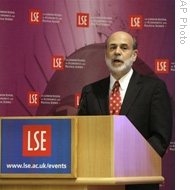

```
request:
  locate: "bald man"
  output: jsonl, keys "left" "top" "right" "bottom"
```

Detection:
{"left": 77, "top": 31, "right": 172, "bottom": 190}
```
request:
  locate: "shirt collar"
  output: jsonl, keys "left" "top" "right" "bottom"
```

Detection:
{"left": 110, "top": 68, "right": 133, "bottom": 91}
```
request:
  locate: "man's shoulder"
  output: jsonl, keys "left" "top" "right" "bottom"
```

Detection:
{"left": 82, "top": 76, "right": 109, "bottom": 93}
{"left": 86, "top": 76, "right": 109, "bottom": 87}
{"left": 133, "top": 70, "right": 164, "bottom": 84}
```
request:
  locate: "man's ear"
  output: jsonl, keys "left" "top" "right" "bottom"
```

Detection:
{"left": 133, "top": 50, "right": 138, "bottom": 61}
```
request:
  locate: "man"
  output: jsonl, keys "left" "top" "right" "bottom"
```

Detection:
{"left": 77, "top": 31, "right": 172, "bottom": 190}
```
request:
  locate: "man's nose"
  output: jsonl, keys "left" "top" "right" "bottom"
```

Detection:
{"left": 114, "top": 47, "right": 121, "bottom": 55}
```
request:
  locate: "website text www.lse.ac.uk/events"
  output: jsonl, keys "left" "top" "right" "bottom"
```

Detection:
{"left": 6, "top": 162, "right": 67, "bottom": 169}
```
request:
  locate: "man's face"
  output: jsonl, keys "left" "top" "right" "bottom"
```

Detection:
{"left": 105, "top": 32, "right": 138, "bottom": 78}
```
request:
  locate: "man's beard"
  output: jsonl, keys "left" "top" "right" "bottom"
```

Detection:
{"left": 105, "top": 55, "right": 134, "bottom": 76}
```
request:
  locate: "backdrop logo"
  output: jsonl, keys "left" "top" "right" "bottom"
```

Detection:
{"left": 23, "top": 125, "right": 52, "bottom": 156}
{"left": 28, "top": 91, "right": 40, "bottom": 106}
{"left": 155, "top": 59, "right": 169, "bottom": 73}
{"left": 52, "top": 56, "right": 64, "bottom": 70}
{"left": 76, "top": 13, "right": 89, "bottom": 27}
{"left": 129, "top": 15, "right": 143, "bottom": 29}
{"left": 29, "top": 10, "right": 41, "bottom": 24}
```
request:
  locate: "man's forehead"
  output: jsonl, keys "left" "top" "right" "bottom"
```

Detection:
{"left": 107, "top": 34, "right": 133, "bottom": 46}
{"left": 109, "top": 42, "right": 129, "bottom": 46}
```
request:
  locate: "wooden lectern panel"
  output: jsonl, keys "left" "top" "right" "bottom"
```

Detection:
{"left": 77, "top": 116, "right": 114, "bottom": 177}
{"left": 113, "top": 116, "right": 161, "bottom": 176}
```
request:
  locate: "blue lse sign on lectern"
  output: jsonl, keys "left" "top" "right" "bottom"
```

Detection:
{"left": 1, "top": 118, "right": 76, "bottom": 177}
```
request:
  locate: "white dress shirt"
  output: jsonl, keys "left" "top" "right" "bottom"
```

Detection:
{"left": 109, "top": 69, "right": 133, "bottom": 104}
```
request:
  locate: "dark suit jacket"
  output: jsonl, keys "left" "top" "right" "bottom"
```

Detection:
{"left": 77, "top": 70, "right": 173, "bottom": 157}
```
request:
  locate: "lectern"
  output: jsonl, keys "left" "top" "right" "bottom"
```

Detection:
{"left": 0, "top": 116, "right": 164, "bottom": 190}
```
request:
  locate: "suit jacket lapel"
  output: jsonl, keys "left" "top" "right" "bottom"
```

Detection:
{"left": 120, "top": 71, "right": 143, "bottom": 115}
{"left": 97, "top": 77, "right": 110, "bottom": 115}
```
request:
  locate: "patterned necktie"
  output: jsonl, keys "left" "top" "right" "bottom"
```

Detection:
{"left": 109, "top": 81, "right": 121, "bottom": 115}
